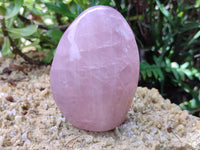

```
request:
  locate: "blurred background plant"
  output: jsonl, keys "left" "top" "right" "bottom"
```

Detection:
{"left": 0, "top": 0, "right": 200, "bottom": 116}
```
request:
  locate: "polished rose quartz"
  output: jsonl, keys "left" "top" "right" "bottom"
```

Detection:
{"left": 50, "top": 5, "right": 139, "bottom": 131}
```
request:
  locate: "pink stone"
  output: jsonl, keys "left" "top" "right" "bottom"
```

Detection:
{"left": 50, "top": 6, "right": 139, "bottom": 132}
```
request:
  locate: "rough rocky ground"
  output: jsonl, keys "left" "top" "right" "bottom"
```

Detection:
{"left": 0, "top": 56, "right": 200, "bottom": 150}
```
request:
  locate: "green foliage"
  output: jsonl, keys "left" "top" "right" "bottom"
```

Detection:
{"left": 42, "top": 48, "right": 57, "bottom": 64}
{"left": 0, "top": 0, "right": 200, "bottom": 116}
{"left": 140, "top": 57, "right": 200, "bottom": 110}
{"left": 7, "top": 25, "right": 38, "bottom": 38}
{"left": 1, "top": 37, "right": 13, "bottom": 58}
{"left": 5, "top": 0, "right": 23, "bottom": 19}
{"left": 140, "top": 57, "right": 165, "bottom": 81}
{"left": 45, "top": 2, "right": 77, "bottom": 20}
{"left": 46, "top": 28, "right": 63, "bottom": 43}
{"left": 135, "top": 0, "right": 200, "bottom": 116}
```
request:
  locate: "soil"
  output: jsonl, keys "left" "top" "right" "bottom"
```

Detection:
{"left": 0, "top": 55, "right": 200, "bottom": 150}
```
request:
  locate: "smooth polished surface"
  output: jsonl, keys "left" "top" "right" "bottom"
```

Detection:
{"left": 50, "top": 5, "right": 139, "bottom": 131}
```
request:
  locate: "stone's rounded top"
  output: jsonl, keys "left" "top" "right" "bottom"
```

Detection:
{"left": 53, "top": 5, "right": 137, "bottom": 67}
{"left": 50, "top": 5, "right": 139, "bottom": 132}
{"left": 74, "top": 5, "right": 123, "bottom": 22}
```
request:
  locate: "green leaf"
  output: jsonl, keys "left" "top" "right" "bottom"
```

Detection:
{"left": 30, "top": 7, "right": 44, "bottom": 16}
{"left": 179, "top": 82, "right": 193, "bottom": 93}
{"left": 5, "top": 16, "right": 15, "bottom": 28}
{"left": 178, "top": 11, "right": 184, "bottom": 18}
{"left": 1, "top": 37, "right": 13, "bottom": 58}
{"left": 140, "top": 62, "right": 148, "bottom": 80}
{"left": 184, "top": 70, "right": 193, "bottom": 80}
{"left": 171, "top": 69, "right": 179, "bottom": 80}
{"left": 45, "top": 3, "right": 61, "bottom": 13}
{"left": 98, "top": 0, "right": 110, "bottom": 5}
{"left": 22, "top": 39, "right": 40, "bottom": 48}
{"left": 152, "top": 68, "right": 159, "bottom": 79}
{"left": 155, "top": 0, "right": 172, "bottom": 24}
{"left": 65, "top": 0, "right": 73, "bottom": 4}
{"left": 195, "top": 0, "right": 200, "bottom": 8}
{"left": 69, "top": 3, "right": 83, "bottom": 15}
{"left": 180, "top": 22, "right": 200, "bottom": 33}
{"left": 188, "top": 99, "right": 198, "bottom": 109}
{"left": 146, "top": 69, "right": 152, "bottom": 77}
{"left": 90, "top": 0, "right": 98, "bottom": 6}
{"left": 42, "top": 49, "right": 56, "bottom": 64}
{"left": 45, "top": 2, "right": 76, "bottom": 20}
{"left": 141, "top": 71, "right": 146, "bottom": 80}
{"left": 171, "top": 62, "right": 179, "bottom": 68}
{"left": 165, "top": 67, "right": 170, "bottom": 72}
{"left": 194, "top": 72, "right": 200, "bottom": 80}
{"left": 177, "top": 70, "right": 185, "bottom": 81}
{"left": 180, "top": 62, "right": 189, "bottom": 69}
{"left": 46, "top": 29, "right": 63, "bottom": 42}
{"left": 5, "top": 0, "right": 23, "bottom": 20}
{"left": 157, "top": 68, "right": 164, "bottom": 80}
{"left": 7, "top": 25, "right": 38, "bottom": 38}
{"left": 74, "top": 0, "right": 88, "bottom": 9}
{"left": 179, "top": 103, "right": 188, "bottom": 111}
{"left": 187, "top": 30, "right": 200, "bottom": 46}
{"left": 0, "top": 6, "right": 6, "bottom": 16}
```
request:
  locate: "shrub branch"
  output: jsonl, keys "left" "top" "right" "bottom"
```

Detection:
{"left": 17, "top": 15, "right": 69, "bottom": 32}
{"left": 1, "top": 18, "right": 45, "bottom": 65}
